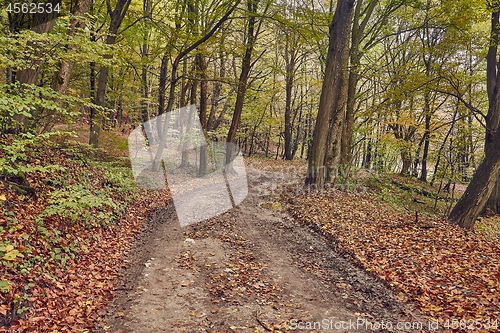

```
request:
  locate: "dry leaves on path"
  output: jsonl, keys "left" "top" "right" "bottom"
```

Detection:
{"left": 286, "top": 188, "right": 500, "bottom": 330}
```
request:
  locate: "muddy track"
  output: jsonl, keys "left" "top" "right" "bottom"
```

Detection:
{"left": 96, "top": 169, "right": 428, "bottom": 333}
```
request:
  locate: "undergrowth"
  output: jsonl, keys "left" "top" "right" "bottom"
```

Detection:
{"left": 0, "top": 131, "right": 144, "bottom": 330}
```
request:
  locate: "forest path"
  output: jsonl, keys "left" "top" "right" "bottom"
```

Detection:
{"left": 97, "top": 168, "right": 424, "bottom": 333}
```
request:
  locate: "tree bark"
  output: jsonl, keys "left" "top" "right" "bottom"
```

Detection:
{"left": 283, "top": 32, "right": 298, "bottom": 161}
{"left": 208, "top": 47, "right": 226, "bottom": 131}
{"left": 152, "top": 0, "right": 242, "bottom": 172}
{"left": 420, "top": 111, "right": 431, "bottom": 182}
{"left": 89, "top": 0, "right": 132, "bottom": 147}
{"left": 197, "top": 53, "right": 209, "bottom": 176}
{"left": 14, "top": 0, "right": 61, "bottom": 132}
{"left": 140, "top": 0, "right": 154, "bottom": 142}
{"left": 448, "top": 137, "right": 500, "bottom": 229}
{"left": 51, "top": 0, "right": 91, "bottom": 94}
{"left": 340, "top": 0, "right": 378, "bottom": 167}
{"left": 225, "top": 0, "right": 259, "bottom": 167}
{"left": 305, "top": 0, "right": 356, "bottom": 187}
{"left": 449, "top": 10, "right": 500, "bottom": 229}
{"left": 485, "top": 12, "right": 500, "bottom": 215}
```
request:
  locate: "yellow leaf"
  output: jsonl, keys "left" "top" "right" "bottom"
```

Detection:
{"left": 0, "top": 194, "right": 6, "bottom": 201}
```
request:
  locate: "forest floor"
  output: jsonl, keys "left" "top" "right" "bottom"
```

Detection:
{"left": 97, "top": 161, "right": 426, "bottom": 333}
{"left": 2, "top": 131, "right": 500, "bottom": 333}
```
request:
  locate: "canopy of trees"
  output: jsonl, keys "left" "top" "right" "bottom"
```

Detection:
{"left": 2, "top": 0, "right": 500, "bottom": 229}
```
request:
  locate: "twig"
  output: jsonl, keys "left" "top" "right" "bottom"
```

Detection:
{"left": 254, "top": 311, "right": 272, "bottom": 332}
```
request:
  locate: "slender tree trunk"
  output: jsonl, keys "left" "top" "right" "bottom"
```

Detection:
{"left": 208, "top": 47, "right": 226, "bottom": 131}
{"left": 89, "top": 0, "right": 132, "bottom": 147}
{"left": 306, "top": 0, "right": 356, "bottom": 187}
{"left": 197, "top": 54, "right": 209, "bottom": 176}
{"left": 363, "top": 139, "right": 372, "bottom": 169}
{"left": 482, "top": 8, "right": 500, "bottom": 216}
{"left": 283, "top": 33, "right": 297, "bottom": 160}
{"left": 420, "top": 112, "right": 431, "bottom": 182}
{"left": 431, "top": 108, "right": 457, "bottom": 186}
{"left": 284, "top": 71, "right": 294, "bottom": 160}
{"left": 326, "top": 39, "right": 350, "bottom": 182}
{"left": 226, "top": 0, "right": 259, "bottom": 167}
{"left": 151, "top": 0, "right": 241, "bottom": 172}
{"left": 340, "top": 0, "right": 378, "bottom": 166}
{"left": 156, "top": 55, "right": 169, "bottom": 138}
{"left": 139, "top": 0, "right": 154, "bottom": 142}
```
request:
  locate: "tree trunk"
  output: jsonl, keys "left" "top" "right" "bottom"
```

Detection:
{"left": 89, "top": 0, "right": 132, "bottom": 147}
{"left": 448, "top": 139, "right": 500, "bottom": 229}
{"left": 197, "top": 54, "right": 209, "bottom": 176}
{"left": 363, "top": 139, "right": 372, "bottom": 169}
{"left": 51, "top": 0, "right": 91, "bottom": 94}
{"left": 449, "top": 10, "right": 500, "bottom": 229}
{"left": 340, "top": 0, "right": 378, "bottom": 167}
{"left": 14, "top": 0, "right": 61, "bottom": 132}
{"left": 208, "top": 47, "right": 226, "bottom": 131}
{"left": 483, "top": 9, "right": 500, "bottom": 216}
{"left": 226, "top": 0, "right": 259, "bottom": 167}
{"left": 139, "top": 0, "right": 154, "bottom": 142}
{"left": 180, "top": 80, "right": 197, "bottom": 168}
{"left": 420, "top": 112, "right": 431, "bottom": 182}
{"left": 486, "top": 181, "right": 500, "bottom": 215}
{"left": 283, "top": 33, "right": 297, "bottom": 161}
{"left": 306, "top": 0, "right": 356, "bottom": 187}
{"left": 401, "top": 149, "right": 411, "bottom": 175}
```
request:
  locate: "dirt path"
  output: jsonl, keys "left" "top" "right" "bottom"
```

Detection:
{"left": 97, "top": 169, "right": 426, "bottom": 333}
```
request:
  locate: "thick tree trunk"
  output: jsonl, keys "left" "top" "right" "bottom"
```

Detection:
{"left": 326, "top": 41, "right": 350, "bottom": 182}
{"left": 306, "top": 0, "right": 356, "bottom": 187}
{"left": 449, "top": 10, "right": 500, "bottom": 229}
{"left": 484, "top": 10, "right": 500, "bottom": 216}
{"left": 448, "top": 139, "right": 500, "bottom": 229}
{"left": 430, "top": 108, "right": 457, "bottom": 186}
{"left": 401, "top": 150, "right": 411, "bottom": 175}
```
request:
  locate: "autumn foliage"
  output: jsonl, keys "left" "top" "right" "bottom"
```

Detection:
{"left": 286, "top": 183, "right": 500, "bottom": 328}
{"left": 0, "top": 133, "right": 170, "bottom": 332}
